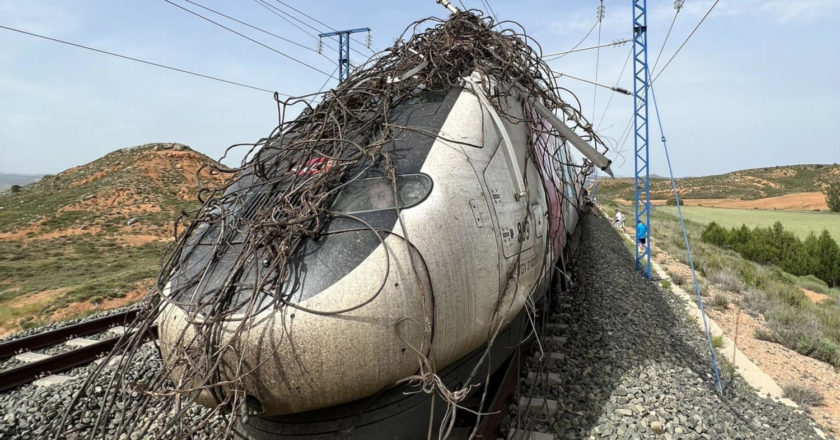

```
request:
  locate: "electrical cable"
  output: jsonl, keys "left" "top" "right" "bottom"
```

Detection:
{"left": 480, "top": 0, "right": 498, "bottom": 22}
{"left": 0, "top": 23, "right": 283, "bottom": 95}
{"left": 597, "top": 46, "right": 633, "bottom": 128}
{"left": 592, "top": 0, "right": 604, "bottom": 123}
{"left": 542, "top": 39, "right": 629, "bottom": 58}
{"left": 176, "top": 0, "right": 334, "bottom": 63}
{"left": 271, "top": 0, "right": 375, "bottom": 55}
{"left": 650, "top": 0, "right": 684, "bottom": 76}
{"left": 653, "top": 0, "right": 720, "bottom": 83}
{"left": 163, "top": 0, "right": 336, "bottom": 78}
{"left": 553, "top": 71, "right": 630, "bottom": 95}
{"left": 648, "top": 77, "right": 724, "bottom": 392}
{"left": 252, "top": 0, "right": 364, "bottom": 66}
{"left": 543, "top": 20, "right": 597, "bottom": 61}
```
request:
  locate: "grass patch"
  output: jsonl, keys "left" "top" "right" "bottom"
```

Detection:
{"left": 657, "top": 206, "right": 840, "bottom": 242}
{"left": 660, "top": 279, "right": 671, "bottom": 290}
{"left": 0, "top": 237, "right": 165, "bottom": 329}
{"left": 782, "top": 383, "right": 825, "bottom": 409}
{"left": 711, "top": 335, "right": 724, "bottom": 349}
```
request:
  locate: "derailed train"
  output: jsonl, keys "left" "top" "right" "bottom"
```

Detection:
{"left": 156, "top": 70, "right": 611, "bottom": 438}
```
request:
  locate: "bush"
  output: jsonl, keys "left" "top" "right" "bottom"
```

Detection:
{"left": 711, "top": 335, "right": 724, "bottom": 348}
{"left": 700, "top": 222, "right": 728, "bottom": 247}
{"left": 665, "top": 197, "right": 684, "bottom": 206}
{"left": 708, "top": 268, "right": 744, "bottom": 293}
{"left": 660, "top": 279, "right": 671, "bottom": 289}
{"left": 671, "top": 272, "right": 685, "bottom": 286}
{"left": 10, "top": 184, "right": 21, "bottom": 193}
{"left": 710, "top": 294, "right": 729, "bottom": 310}
{"left": 782, "top": 383, "right": 825, "bottom": 408}
{"left": 754, "top": 327, "right": 776, "bottom": 342}
{"left": 701, "top": 221, "right": 840, "bottom": 288}
{"left": 823, "top": 180, "right": 840, "bottom": 212}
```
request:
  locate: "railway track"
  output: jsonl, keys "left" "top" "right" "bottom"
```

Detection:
{"left": 0, "top": 309, "right": 156, "bottom": 393}
{"left": 467, "top": 294, "right": 571, "bottom": 440}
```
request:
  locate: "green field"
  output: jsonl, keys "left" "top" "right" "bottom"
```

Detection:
{"left": 654, "top": 206, "right": 840, "bottom": 241}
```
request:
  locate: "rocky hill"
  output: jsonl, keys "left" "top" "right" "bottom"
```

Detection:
{"left": 0, "top": 143, "right": 226, "bottom": 336}
{"left": 598, "top": 164, "right": 840, "bottom": 210}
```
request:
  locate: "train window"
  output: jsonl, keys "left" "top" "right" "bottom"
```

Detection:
{"left": 331, "top": 174, "right": 433, "bottom": 214}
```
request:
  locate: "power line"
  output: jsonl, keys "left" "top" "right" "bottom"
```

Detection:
{"left": 177, "top": 0, "right": 332, "bottom": 62}
{"left": 543, "top": 20, "right": 598, "bottom": 61}
{"left": 267, "top": 0, "right": 374, "bottom": 58}
{"left": 592, "top": 0, "right": 605, "bottom": 123}
{"left": 269, "top": 0, "right": 323, "bottom": 35}
{"left": 542, "top": 39, "right": 629, "bottom": 58}
{"left": 163, "top": 0, "right": 335, "bottom": 78}
{"left": 480, "top": 0, "right": 498, "bottom": 22}
{"left": 651, "top": 0, "right": 684, "bottom": 76}
{"left": 0, "top": 23, "right": 283, "bottom": 95}
{"left": 653, "top": 0, "right": 720, "bottom": 83}
{"left": 553, "top": 71, "right": 631, "bottom": 95}
{"left": 597, "top": 45, "right": 633, "bottom": 128}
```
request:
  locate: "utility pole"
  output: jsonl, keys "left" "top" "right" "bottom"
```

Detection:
{"left": 318, "top": 28, "right": 370, "bottom": 82}
{"left": 632, "top": 0, "right": 651, "bottom": 278}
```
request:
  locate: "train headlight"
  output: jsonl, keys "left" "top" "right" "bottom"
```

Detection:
{"left": 332, "top": 174, "right": 432, "bottom": 214}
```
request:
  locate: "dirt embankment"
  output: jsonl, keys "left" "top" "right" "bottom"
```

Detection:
{"left": 647, "top": 192, "right": 829, "bottom": 211}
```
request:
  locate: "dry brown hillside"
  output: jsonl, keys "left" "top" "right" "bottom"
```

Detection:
{"left": 598, "top": 164, "right": 840, "bottom": 210}
{"left": 0, "top": 143, "right": 226, "bottom": 336}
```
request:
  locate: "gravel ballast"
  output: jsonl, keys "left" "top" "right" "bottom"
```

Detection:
{"left": 507, "top": 214, "right": 831, "bottom": 439}
{"left": 1, "top": 214, "right": 832, "bottom": 439}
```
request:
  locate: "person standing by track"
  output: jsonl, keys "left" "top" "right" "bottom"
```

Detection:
{"left": 636, "top": 221, "right": 648, "bottom": 254}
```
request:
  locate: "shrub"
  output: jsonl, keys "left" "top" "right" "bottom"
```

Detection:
{"left": 754, "top": 327, "right": 776, "bottom": 342}
{"left": 671, "top": 272, "right": 685, "bottom": 286}
{"left": 701, "top": 222, "right": 728, "bottom": 247}
{"left": 711, "top": 335, "right": 724, "bottom": 348}
{"left": 660, "top": 279, "right": 671, "bottom": 289}
{"left": 665, "top": 197, "right": 684, "bottom": 206}
{"left": 782, "top": 384, "right": 825, "bottom": 409}
{"left": 708, "top": 268, "right": 744, "bottom": 293}
{"left": 710, "top": 294, "right": 729, "bottom": 310}
{"left": 10, "top": 184, "right": 21, "bottom": 193}
{"left": 823, "top": 180, "right": 840, "bottom": 212}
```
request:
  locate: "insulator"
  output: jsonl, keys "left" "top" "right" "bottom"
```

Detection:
{"left": 674, "top": 0, "right": 685, "bottom": 11}
{"left": 366, "top": 31, "right": 372, "bottom": 49}
{"left": 317, "top": 39, "right": 322, "bottom": 54}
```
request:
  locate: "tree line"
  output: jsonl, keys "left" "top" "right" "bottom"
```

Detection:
{"left": 701, "top": 221, "right": 840, "bottom": 287}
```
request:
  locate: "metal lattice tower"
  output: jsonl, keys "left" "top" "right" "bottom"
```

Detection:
{"left": 319, "top": 28, "right": 370, "bottom": 82}
{"left": 632, "top": 0, "right": 651, "bottom": 278}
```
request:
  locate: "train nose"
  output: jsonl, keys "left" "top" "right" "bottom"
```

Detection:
{"left": 165, "top": 173, "right": 433, "bottom": 313}
{"left": 158, "top": 173, "right": 436, "bottom": 415}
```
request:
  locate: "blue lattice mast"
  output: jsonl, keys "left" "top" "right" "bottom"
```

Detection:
{"left": 632, "top": 0, "right": 651, "bottom": 278}
{"left": 319, "top": 28, "right": 371, "bottom": 83}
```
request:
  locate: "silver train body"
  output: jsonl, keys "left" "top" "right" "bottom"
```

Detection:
{"left": 158, "top": 74, "right": 583, "bottom": 438}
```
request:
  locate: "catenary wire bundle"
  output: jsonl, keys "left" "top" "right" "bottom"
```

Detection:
{"left": 54, "top": 11, "right": 606, "bottom": 439}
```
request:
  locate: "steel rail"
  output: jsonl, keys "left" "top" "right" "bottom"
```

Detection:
{"left": 0, "top": 310, "right": 139, "bottom": 360}
{"left": 0, "top": 325, "right": 158, "bottom": 393}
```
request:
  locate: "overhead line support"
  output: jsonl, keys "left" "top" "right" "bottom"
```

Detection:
{"left": 319, "top": 27, "right": 370, "bottom": 82}
{"left": 633, "top": 0, "right": 651, "bottom": 278}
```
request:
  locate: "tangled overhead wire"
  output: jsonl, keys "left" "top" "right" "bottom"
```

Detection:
{"left": 54, "top": 10, "right": 607, "bottom": 439}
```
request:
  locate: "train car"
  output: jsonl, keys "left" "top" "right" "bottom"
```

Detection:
{"left": 156, "top": 71, "right": 608, "bottom": 439}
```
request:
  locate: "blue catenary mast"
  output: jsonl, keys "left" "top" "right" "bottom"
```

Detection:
{"left": 319, "top": 28, "right": 370, "bottom": 82}
{"left": 632, "top": 0, "right": 651, "bottom": 278}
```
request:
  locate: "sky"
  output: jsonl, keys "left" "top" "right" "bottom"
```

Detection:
{"left": 1, "top": 0, "right": 838, "bottom": 177}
